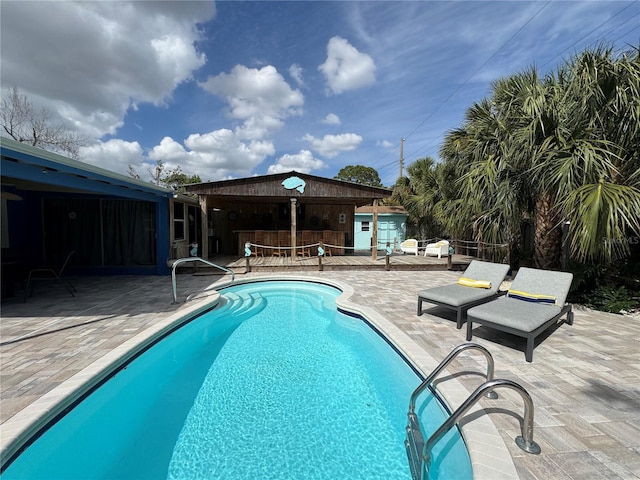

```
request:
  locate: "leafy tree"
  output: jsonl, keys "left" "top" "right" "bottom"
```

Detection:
{"left": 129, "top": 159, "right": 201, "bottom": 194}
{"left": 1, "top": 86, "right": 86, "bottom": 159}
{"left": 439, "top": 44, "right": 640, "bottom": 268}
{"left": 439, "top": 77, "right": 539, "bottom": 267}
{"left": 334, "top": 165, "right": 383, "bottom": 187}
{"left": 541, "top": 46, "right": 640, "bottom": 265}
{"left": 162, "top": 167, "right": 202, "bottom": 194}
{"left": 392, "top": 157, "right": 447, "bottom": 239}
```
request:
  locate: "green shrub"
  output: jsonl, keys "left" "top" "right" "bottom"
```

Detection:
{"left": 584, "top": 285, "right": 639, "bottom": 314}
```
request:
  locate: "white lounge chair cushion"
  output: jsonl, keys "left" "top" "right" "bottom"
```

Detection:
{"left": 401, "top": 239, "right": 419, "bottom": 255}
{"left": 427, "top": 240, "right": 448, "bottom": 248}
{"left": 468, "top": 297, "right": 563, "bottom": 333}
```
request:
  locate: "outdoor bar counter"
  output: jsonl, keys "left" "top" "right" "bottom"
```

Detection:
{"left": 235, "top": 230, "right": 346, "bottom": 256}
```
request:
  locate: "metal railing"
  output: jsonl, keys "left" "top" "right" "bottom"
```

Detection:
{"left": 423, "top": 379, "right": 540, "bottom": 471}
{"left": 406, "top": 343, "right": 540, "bottom": 480}
{"left": 170, "top": 257, "right": 235, "bottom": 304}
{"left": 408, "top": 343, "right": 498, "bottom": 416}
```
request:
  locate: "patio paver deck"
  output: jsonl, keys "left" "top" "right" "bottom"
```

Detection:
{"left": 1, "top": 270, "right": 639, "bottom": 479}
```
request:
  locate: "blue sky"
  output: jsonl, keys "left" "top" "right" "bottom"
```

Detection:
{"left": 1, "top": 1, "right": 638, "bottom": 186}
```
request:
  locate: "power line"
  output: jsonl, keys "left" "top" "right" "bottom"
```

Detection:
{"left": 370, "top": 1, "right": 638, "bottom": 177}
{"left": 539, "top": 0, "right": 638, "bottom": 69}
{"left": 402, "top": 1, "right": 552, "bottom": 143}
{"left": 612, "top": 19, "right": 640, "bottom": 45}
{"left": 403, "top": 1, "right": 639, "bottom": 167}
{"left": 368, "top": 2, "right": 553, "bottom": 173}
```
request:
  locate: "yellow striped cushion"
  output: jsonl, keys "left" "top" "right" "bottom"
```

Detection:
{"left": 457, "top": 277, "right": 491, "bottom": 289}
{"left": 508, "top": 290, "right": 556, "bottom": 304}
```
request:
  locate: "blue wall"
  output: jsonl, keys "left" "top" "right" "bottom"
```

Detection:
{"left": 1, "top": 141, "right": 172, "bottom": 275}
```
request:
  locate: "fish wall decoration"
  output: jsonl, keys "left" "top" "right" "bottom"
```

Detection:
{"left": 281, "top": 176, "right": 306, "bottom": 193}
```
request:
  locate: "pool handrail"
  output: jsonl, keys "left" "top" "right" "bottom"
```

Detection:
{"left": 170, "top": 257, "right": 235, "bottom": 304}
{"left": 405, "top": 343, "right": 541, "bottom": 480}
{"left": 422, "top": 379, "right": 541, "bottom": 477}
{"left": 408, "top": 342, "right": 498, "bottom": 415}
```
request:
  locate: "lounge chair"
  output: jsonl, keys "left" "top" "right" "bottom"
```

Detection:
{"left": 424, "top": 239, "right": 449, "bottom": 258}
{"left": 417, "top": 260, "right": 510, "bottom": 328}
{"left": 24, "top": 250, "right": 77, "bottom": 302}
{"left": 400, "top": 239, "right": 419, "bottom": 255}
{"left": 466, "top": 267, "right": 574, "bottom": 362}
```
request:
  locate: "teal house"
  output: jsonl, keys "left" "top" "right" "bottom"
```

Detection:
{"left": 354, "top": 206, "right": 408, "bottom": 252}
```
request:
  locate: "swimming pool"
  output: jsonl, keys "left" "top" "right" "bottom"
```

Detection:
{"left": 1, "top": 280, "right": 472, "bottom": 479}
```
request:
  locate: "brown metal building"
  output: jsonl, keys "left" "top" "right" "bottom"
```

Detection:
{"left": 184, "top": 171, "right": 392, "bottom": 259}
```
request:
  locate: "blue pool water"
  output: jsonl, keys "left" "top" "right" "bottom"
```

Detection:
{"left": 2, "top": 280, "right": 472, "bottom": 479}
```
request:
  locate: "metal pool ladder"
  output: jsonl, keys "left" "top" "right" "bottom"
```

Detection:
{"left": 405, "top": 343, "right": 541, "bottom": 480}
{"left": 170, "top": 257, "right": 235, "bottom": 303}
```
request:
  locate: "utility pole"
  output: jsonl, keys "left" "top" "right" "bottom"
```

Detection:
{"left": 399, "top": 138, "right": 405, "bottom": 179}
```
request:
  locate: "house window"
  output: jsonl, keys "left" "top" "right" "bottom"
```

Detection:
{"left": 174, "top": 202, "right": 185, "bottom": 240}
{"left": 362, "top": 221, "right": 370, "bottom": 232}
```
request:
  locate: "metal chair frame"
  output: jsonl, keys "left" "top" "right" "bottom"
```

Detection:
{"left": 24, "top": 250, "right": 77, "bottom": 302}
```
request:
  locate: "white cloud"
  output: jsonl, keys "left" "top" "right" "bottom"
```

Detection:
{"left": 79, "top": 139, "right": 144, "bottom": 177}
{"left": 199, "top": 65, "right": 304, "bottom": 140}
{"left": 303, "top": 133, "right": 363, "bottom": 158}
{"left": 151, "top": 34, "right": 208, "bottom": 87}
{"left": 321, "top": 113, "right": 341, "bottom": 125}
{"left": 377, "top": 139, "right": 394, "bottom": 148}
{"left": 0, "top": 1, "right": 214, "bottom": 138}
{"left": 267, "top": 150, "right": 326, "bottom": 174}
{"left": 289, "top": 64, "right": 304, "bottom": 87}
{"left": 147, "top": 131, "right": 275, "bottom": 181}
{"left": 318, "top": 36, "right": 376, "bottom": 94}
{"left": 149, "top": 137, "right": 192, "bottom": 164}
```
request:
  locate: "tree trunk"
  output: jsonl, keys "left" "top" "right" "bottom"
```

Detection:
{"left": 534, "top": 192, "right": 561, "bottom": 270}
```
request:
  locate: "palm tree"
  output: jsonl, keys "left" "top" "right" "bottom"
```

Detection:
{"left": 534, "top": 45, "right": 640, "bottom": 265}
{"left": 439, "top": 44, "right": 640, "bottom": 268}
{"left": 439, "top": 90, "right": 533, "bottom": 266}
{"left": 391, "top": 157, "right": 446, "bottom": 239}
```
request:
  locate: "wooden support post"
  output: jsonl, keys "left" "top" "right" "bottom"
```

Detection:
{"left": 385, "top": 241, "right": 391, "bottom": 271}
{"left": 318, "top": 241, "right": 324, "bottom": 271}
{"left": 372, "top": 199, "right": 379, "bottom": 261}
{"left": 200, "top": 195, "right": 208, "bottom": 259}
{"left": 290, "top": 198, "right": 297, "bottom": 260}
